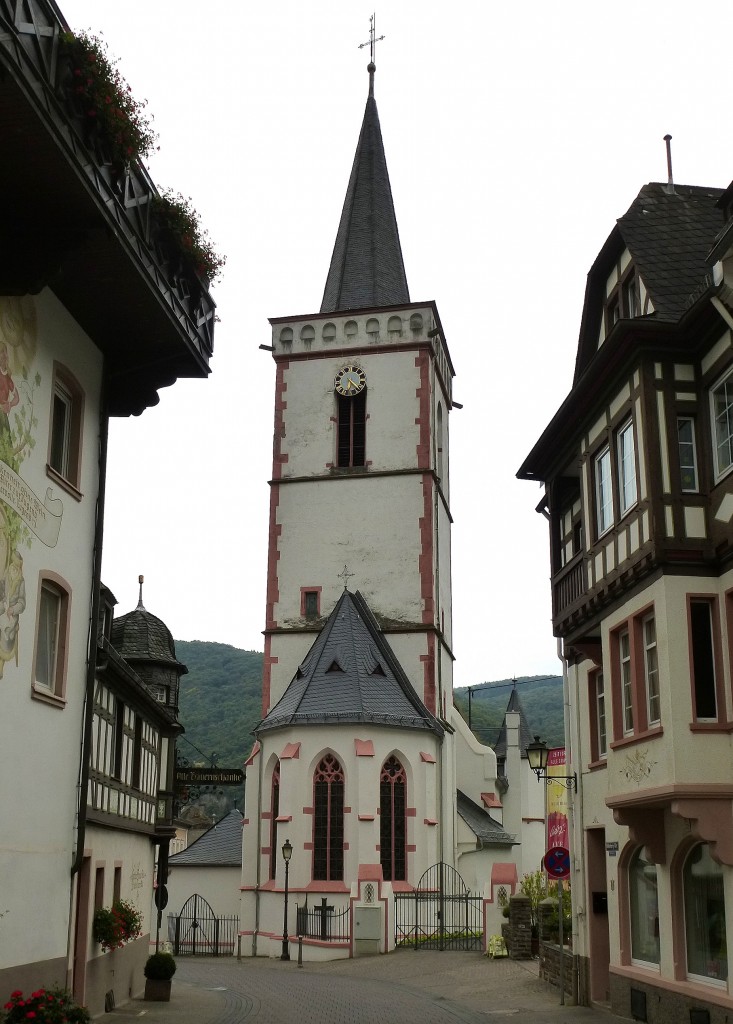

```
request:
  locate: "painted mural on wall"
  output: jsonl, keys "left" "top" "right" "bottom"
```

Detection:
{"left": 0, "top": 297, "right": 64, "bottom": 677}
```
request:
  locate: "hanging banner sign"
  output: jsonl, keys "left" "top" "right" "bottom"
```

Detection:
{"left": 175, "top": 767, "right": 244, "bottom": 785}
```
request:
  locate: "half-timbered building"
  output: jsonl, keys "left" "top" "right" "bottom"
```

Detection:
{"left": 519, "top": 176, "right": 733, "bottom": 1019}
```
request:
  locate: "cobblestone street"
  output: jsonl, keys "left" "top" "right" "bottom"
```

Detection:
{"left": 101, "top": 952, "right": 623, "bottom": 1024}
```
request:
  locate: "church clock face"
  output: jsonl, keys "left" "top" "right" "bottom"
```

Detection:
{"left": 334, "top": 364, "right": 366, "bottom": 396}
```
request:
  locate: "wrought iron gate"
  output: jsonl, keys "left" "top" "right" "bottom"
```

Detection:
{"left": 394, "top": 862, "right": 483, "bottom": 950}
{"left": 167, "top": 893, "right": 239, "bottom": 956}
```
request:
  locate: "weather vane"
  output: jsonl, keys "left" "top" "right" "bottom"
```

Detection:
{"left": 358, "top": 13, "right": 384, "bottom": 64}
{"left": 338, "top": 564, "right": 355, "bottom": 591}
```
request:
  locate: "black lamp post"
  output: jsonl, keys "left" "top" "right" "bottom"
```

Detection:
{"left": 281, "top": 838, "right": 293, "bottom": 961}
{"left": 526, "top": 735, "right": 577, "bottom": 791}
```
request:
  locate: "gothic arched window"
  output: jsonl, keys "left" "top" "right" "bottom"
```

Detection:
{"left": 269, "top": 761, "right": 280, "bottom": 880}
{"left": 313, "top": 754, "right": 344, "bottom": 881}
{"left": 380, "top": 755, "right": 407, "bottom": 881}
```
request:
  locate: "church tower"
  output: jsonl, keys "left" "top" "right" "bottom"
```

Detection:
{"left": 240, "top": 50, "right": 498, "bottom": 962}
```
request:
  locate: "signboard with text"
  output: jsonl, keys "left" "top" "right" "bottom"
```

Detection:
{"left": 546, "top": 747, "right": 569, "bottom": 852}
{"left": 175, "top": 767, "right": 244, "bottom": 786}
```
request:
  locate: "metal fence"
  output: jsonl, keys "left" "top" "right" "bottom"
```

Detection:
{"left": 296, "top": 899, "right": 350, "bottom": 942}
{"left": 394, "top": 863, "right": 483, "bottom": 951}
{"left": 167, "top": 893, "right": 239, "bottom": 956}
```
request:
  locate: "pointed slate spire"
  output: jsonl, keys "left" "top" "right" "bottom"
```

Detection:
{"left": 320, "top": 62, "right": 410, "bottom": 313}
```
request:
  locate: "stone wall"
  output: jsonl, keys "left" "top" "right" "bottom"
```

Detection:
{"left": 505, "top": 894, "right": 533, "bottom": 959}
{"left": 539, "top": 942, "right": 574, "bottom": 1001}
{"left": 610, "top": 972, "right": 729, "bottom": 1024}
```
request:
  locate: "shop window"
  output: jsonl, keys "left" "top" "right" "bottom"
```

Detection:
{"left": 683, "top": 843, "right": 727, "bottom": 983}
{"left": 629, "top": 847, "right": 659, "bottom": 965}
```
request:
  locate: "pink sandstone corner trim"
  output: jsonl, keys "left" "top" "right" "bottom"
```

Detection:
{"left": 355, "top": 739, "right": 375, "bottom": 756}
{"left": 280, "top": 742, "right": 301, "bottom": 759}
{"left": 245, "top": 741, "right": 261, "bottom": 767}
{"left": 358, "top": 864, "right": 383, "bottom": 881}
{"left": 481, "top": 792, "right": 502, "bottom": 808}
{"left": 275, "top": 815, "right": 292, "bottom": 823}
{"left": 424, "top": 818, "right": 438, "bottom": 826}
{"left": 420, "top": 751, "right": 437, "bottom": 763}
{"left": 358, "top": 814, "right": 375, "bottom": 821}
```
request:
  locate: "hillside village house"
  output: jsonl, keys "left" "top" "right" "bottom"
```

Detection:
{"left": 519, "top": 169, "right": 733, "bottom": 1020}
{"left": 0, "top": 1, "right": 213, "bottom": 1013}
{"left": 240, "top": 45, "right": 544, "bottom": 960}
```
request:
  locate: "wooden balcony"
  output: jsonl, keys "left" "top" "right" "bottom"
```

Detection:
{"left": 552, "top": 552, "right": 586, "bottom": 625}
{"left": 0, "top": 0, "right": 214, "bottom": 415}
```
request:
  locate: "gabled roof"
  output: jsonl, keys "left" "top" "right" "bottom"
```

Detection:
{"left": 169, "top": 809, "right": 243, "bottom": 867}
{"left": 257, "top": 590, "right": 442, "bottom": 736}
{"left": 574, "top": 182, "right": 724, "bottom": 381}
{"left": 493, "top": 689, "right": 535, "bottom": 759}
{"left": 456, "top": 791, "right": 516, "bottom": 847}
{"left": 320, "top": 65, "right": 409, "bottom": 313}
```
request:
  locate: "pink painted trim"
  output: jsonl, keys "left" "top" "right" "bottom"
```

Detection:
{"left": 610, "top": 965, "right": 733, "bottom": 1011}
{"left": 481, "top": 792, "right": 501, "bottom": 808}
{"left": 243, "top": 818, "right": 250, "bottom": 825}
{"left": 424, "top": 818, "right": 438, "bottom": 826}
{"left": 355, "top": 739, "right": 375, "bottom": 756}
{"left": 358, "top": 814, "right": 375, "bottom": 821}
{"left": 261, "top": 811, "right": 272, "bottom": 820}
{"left": 245, "top": 741, "right": 261, "bottom": 767}
{"left": 303, "top": 806, "right": 314, "bottom": 814}
{"left": 406, "top": 844, "right": 416, "bottom": 853}
{"left": 304, "top": 880, "right": 349, "bottom": 892}
{"left": 391, "top": 881, "right": 414, "bottom": 893}
{"left": 358, "top": 864, "right": 383, "bottom": 881}
{"left": 420, "top": 751, "right": 436, "bottom": 763}
{"left": 406, "top": 807, "right": 417, "bottom": 817}
{"left": 299, "top": 586, "right": 322, "bottom": 617}
{"left": 490, "top": 863, "right": 518, "bottom": 886}
{"left": 280, "top": 742, "right": 301, "bottom": 759}
{"left": 275, "top": 815, "right": 292, "bottom": 823}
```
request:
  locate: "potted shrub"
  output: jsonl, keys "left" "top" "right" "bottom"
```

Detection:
{"left": 144, "top": 951, "right": 176, "bottom": 1001}
{"left": 92, "top": 898, "right": 143, "bottom": 952}
{"left": 152, "top": 190, "right": 226, "bottom": 285}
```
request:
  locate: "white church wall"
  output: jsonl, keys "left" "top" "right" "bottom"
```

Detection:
{"left": 451, "top": 704, "right": 498, "bottom": 807}
{"left": 166, "top": 864, "right": 241, "bottom": 921}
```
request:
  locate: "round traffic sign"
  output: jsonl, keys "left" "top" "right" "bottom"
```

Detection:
{"left": 544, "top": 846, "right": 570, "bottom": 879}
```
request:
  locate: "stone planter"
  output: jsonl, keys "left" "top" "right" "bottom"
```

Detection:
{"left": 144, "top": 978, "right": 172, "bottom": 1002}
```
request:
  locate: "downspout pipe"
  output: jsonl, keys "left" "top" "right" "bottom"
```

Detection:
{"left": 71, "top": 393, "right": 108, "bottom": 877}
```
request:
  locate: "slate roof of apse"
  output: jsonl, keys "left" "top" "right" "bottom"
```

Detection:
{"left": 456, "top": 791, "right": 517, "bottom": 847}
{"left": 169, "top": 809, "right": 243, "bottom": 867}
{"left": 110, "top": 602, "right": 187, "bottom": 673}
{"left": 257, "top": 589, "right": 442, "bottom": 736}
{"left": 320, "top": 66, "right": 410, "bottom": 313}
{"left": 492, "top": 689, "right": 535, "bottom": 759}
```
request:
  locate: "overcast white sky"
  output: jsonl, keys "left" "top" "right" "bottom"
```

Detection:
{"left": 60, "top": 0, "right": 733, "bottom": 687}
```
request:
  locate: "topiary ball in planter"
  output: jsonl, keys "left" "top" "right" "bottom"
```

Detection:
{"left": 144, "top": 952, "right": 176, "bottom": 1001}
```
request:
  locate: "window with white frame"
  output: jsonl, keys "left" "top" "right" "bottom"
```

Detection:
{"left": 34, "top": 579, "right": 69, "bottom": 699}
{"left": 643, "top": 615, "right": 660, "bottom": 725}
{"left": 620, "top": 629, "right": 633, "bottom": 734}
{"left": 711, "top": 368, "right": 733, "bottom": 480}
{"left": 677, "top": 417, "right": 698, "bottom": 492}
{"left": 48, "top": 365, "right": 83, "bottom": 490}
{"left": 617, "top": 420, "right": 637, "bottom": 514}
{"left": 595, "top": 447, "right": 613, "bottom": 536}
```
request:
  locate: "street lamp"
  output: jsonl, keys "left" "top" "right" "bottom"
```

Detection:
{"left": 526, "top": 735, "right": 577, "bottom": 792}
{"left": 281, "top": 838, "right": 293, "bottom": 961}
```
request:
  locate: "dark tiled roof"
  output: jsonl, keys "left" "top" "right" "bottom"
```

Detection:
{"left": 616, "top": 183, "right": 724, "bottom": 321}
{"left": 320, "top": 70, "right": 409, "bottom": 313}
{"left": 493, "top": 689, "right": 535, "bottom": 758}
{"left": 110, "top": 603, "right": 187, "bottom": 673}
{"left": 257, "top": 590, "right": 442, "bottom": 735}
{"left": 456, "top": 791, "right": 516, "bottom": 847}
{"left": 169, "top": 809, "right": 243, "bottom": 866}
